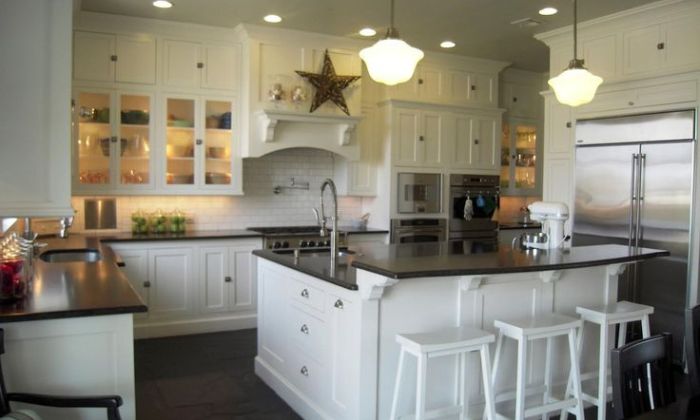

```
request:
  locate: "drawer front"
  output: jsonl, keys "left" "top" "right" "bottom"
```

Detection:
{"left": 289, "top": 278, "right": 326, "bottom": 313}
{"left": 287, "top": 345, "right": 326, "bottom": 399}
{"left": 289, "top": 305, "right": 327, "bottom": 364}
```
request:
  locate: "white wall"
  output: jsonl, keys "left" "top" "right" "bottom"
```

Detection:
{"left": 69, "top": 148, "right": 365, "bottom": 232}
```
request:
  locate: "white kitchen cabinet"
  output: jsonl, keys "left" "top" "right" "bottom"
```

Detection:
{"left": 500, "top": 118, "right": 542, "bottom": 195}
{"left": 335, "top": 106, "right": 378, "bottom": 196}
{"left": 148, "top": 247, "right": 195, "bottom": 319}
{"left": 501, "top": 82, "right": 541, "bottom": 119}
{"left": 326, "top": 294, "right": 359, "bottom": 419}
{"left": 392, "top": 107, "right": 446, "bottom": 167}
{"left": 544, "top": 95, "right": 573, "bottom": 156}
{"left": 200, "top": 243, "right": 259, "bottom": 314}
{"left": 623, "top": 26, "right": 662, "bottom": 75}
{"left": 229, "top": 244, "right": 258, "bottom": 311}
{"left": 449, "top": 113, "right": 500, "bottom": 171}
{"left": 467, "top": 72, "right": 496, "bottom": 107}
{"left": 116, "top": 249, "right": 149, "bottom": 320}
{"left": 580, "top": 34, "right": 618, "bottom": 83}
{"left": 73, "top": 31, "right": 156, "bottom": 85}
{"left": 163, "top": 39, "right": 239, "bottom": 91}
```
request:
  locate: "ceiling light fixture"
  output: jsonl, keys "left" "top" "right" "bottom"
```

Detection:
{"left": 538, "top": 7, "right": 558, "bottom": 16}
{"left": 359, "top": 28, "right": 377, "bottom": 37}
{"left": 440, "top": 40, "right": 456, "bottom": 49}
{"left": 263, "top": 14, "right": 282, "bottom": 23}
{"left": 359, "top": 0, "right": 424, "bottom": 86}
{"left": 152, "top": 0, "right": 173, "bottom": 8}
{"left": 548, "top": 0, "right": 602, "bottom": 107}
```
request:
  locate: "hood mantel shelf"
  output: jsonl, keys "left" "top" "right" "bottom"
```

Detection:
{"left": 257, "top": 109, "right": 361, "bottom": 145}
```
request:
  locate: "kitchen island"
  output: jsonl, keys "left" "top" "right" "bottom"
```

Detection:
{"left": 253, "top": 242, "right": 668, "bottom": 420}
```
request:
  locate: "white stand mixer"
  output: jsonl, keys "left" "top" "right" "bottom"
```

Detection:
{"left": 522, "top": 201, "right": 570, "bottom": 250}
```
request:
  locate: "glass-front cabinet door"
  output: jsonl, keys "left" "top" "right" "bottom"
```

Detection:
{"left": 203, "top": 99, "right": 234, "bottom": 187}
{"left": 165, "top": 97, "right": 196, "bottom": 186}
{"left": 76, "top": 91, "right": 112, "bottom": 186}
{"left": 500, "top": 118, "right": 542, "bottom": 196}
{"left": 118, "top": 94, "right": 152, "bottom": 186}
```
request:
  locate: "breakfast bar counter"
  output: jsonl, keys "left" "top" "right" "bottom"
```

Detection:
{"left": 254, "top": 243, "right": 668, "bottom": 420}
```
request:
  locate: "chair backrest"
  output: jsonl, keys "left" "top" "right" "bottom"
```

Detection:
{"left": 611, "top": 333, "right": 676, "bottom": 419}
{"left": 686, "top": 305, "right": 700, "bottom": 395}
{"left": 0, "top": 329, "right": 10, "bottom": 416}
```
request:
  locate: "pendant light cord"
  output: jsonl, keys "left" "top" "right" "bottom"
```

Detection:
{"left": 573, "top": 0, "right": 578, "bottom": 60}
{"left": 390, "top": 0, "right": 395, "bottom": 30}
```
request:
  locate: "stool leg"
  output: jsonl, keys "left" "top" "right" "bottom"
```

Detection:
{"left": 542, "top": 337, "right": 554, "bottom": 420}
{"left": 568, "top": 328, "right": 585, "bottom": 420}
{"left": 641, "top": 315, "right": 655, "bottom": 409}
{"left": 617, "top": 322, "right": 627, "bottom": 348}
{"left": 596, "top": 321, "right": 609, "bottom": 420}
{"left": 515, "top": 337, "right": 527, "bottom": 420}
{"left": 490, "top": 332, "right": 504, "bottom": 389}
{"left": 641, "top": 315, "right": 651, "bottom": 338}
{"left": 561, "top": 321, "right": 584, "bottom": 420}
{"left": 390, "top": 348, "right": 406, "bottom": 420}
{"left": 459, "top": 351, "right": 467, "bottom": 420}
{"left": 416, "top": 353, "right": 428, "bottom": 420}
{"left": 480, "top": 344, "right": 496, "bottom": 420}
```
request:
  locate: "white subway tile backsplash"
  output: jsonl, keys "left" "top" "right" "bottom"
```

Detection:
{"left": 71, "top": 148, "right": 364, "bottom": 233}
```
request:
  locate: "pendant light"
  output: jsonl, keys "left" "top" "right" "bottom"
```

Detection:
{"left": 548, "top": 0, "right": 603, "bottom": 107}
{"left": 359, "top": 0, "right": 424, "bottom": 86}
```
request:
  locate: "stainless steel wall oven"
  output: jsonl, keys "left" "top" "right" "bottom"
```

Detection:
{"left": 449, "top": 174, "right": 500, "bottom": 244}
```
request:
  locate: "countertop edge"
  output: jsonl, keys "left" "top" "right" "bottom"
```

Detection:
{"left": 252, "top": 250, "right": 358, "bottom": 291}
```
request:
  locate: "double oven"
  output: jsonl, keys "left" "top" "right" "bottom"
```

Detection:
{"left": 449, "top": 174, "right": 500, "bottom": 245}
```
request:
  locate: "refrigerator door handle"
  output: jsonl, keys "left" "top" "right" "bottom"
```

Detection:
{"left": 629, "top": 153, "right": 639, "bottom": 249}
{"left": 636, "top": 153, "right": 647, "bottom": 248}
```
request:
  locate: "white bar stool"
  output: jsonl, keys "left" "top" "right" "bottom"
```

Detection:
{"left": 491, "top": 313, "right": 585, "bottom": 420}
{"left": 390, "top": 326, "right": 497, "bottom": 420}
{"left": 566, "top": 300, "right": 653, "bottom": 420}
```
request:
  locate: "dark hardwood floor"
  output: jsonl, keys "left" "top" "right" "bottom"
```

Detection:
{"left": 135, "top": 329, "right": 300, "bottom": 420}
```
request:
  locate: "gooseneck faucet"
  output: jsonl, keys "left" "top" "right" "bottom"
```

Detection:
{"left": 319, "top": 178, "right": 339, "bottom": 273}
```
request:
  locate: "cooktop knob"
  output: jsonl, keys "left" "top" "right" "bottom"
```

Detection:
{"left": 300, "top": 240, "right": 308, "bottom": 248}
{"left": 272, "top": 241, "right": 282, "bottom": 249}
{"left": 307, "top": 240, "right": 316, "bottom": 247}
{"left": 282, "top": 241, "right": 290, "bottom": 248}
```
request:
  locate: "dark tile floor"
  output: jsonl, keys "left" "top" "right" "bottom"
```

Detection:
{"left": 134, "top": 329, "right": 301, "bottom": 420}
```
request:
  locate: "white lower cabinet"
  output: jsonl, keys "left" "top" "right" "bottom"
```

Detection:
{"left": 111, "top": 238, "right": 261, "bottom": 338}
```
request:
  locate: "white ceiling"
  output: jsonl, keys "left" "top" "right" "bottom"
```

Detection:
{"left": 80, "top": 0, "right": 662, "bottom": 72}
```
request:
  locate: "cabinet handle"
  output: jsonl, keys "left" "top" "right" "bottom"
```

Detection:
{"left": 334, "top": 299, "right": 344, "bottom": 309}
{"left": 110, "top": 136, "right": 118, "bottom": 143}
{"left": 224, "top": 276, "right": 232, "bottom": 283}
{"left": 657, "top": 42, "right": 665, "bottom": 50}
{"left": 300, "top": 288, "right": 309, "bottom": 298}
{"left": 197, "top": 62, "right": 204, "bottom": 69}
{"left": 566, "top": 122, "right": 572, "bottom": 128}
{"left": 143, "top": 281, "right": 151, "bottom": 288}
{"left": 196, "top": 139, "right": 203, "bottom": 146}
{"left": 470, "top": 85, "right": 476, "bottom": 91}
{"left": 513, "top": 97, "right": 518, "bottom": 103}
{"left": 300, "top": 324, "right": 309, "bottom": 334}
{"left": 300, "top": 366, "right": 309, "bottom": 376}
{"left": 110, "top": 55, "right": 117, "bottom": 62}
{"left": 418, "top": 135, "right": 424, "bottom": 142}
{"left": 418, "top": 78, "right": 424, "bottom": 85}
{"left": 474, "top": 139, "right": 480, "bottom": 145}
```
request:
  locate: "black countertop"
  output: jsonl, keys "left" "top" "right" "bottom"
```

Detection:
{"left": 499, "top": 222, "right": 542, "bottom": 230}
{"left": 253, "top": 243, "right": 669, "bottom": 290}
{"left": 0, "top": 236, "right": 147, "bottom": 323}
{"left": 98, "top": 229, "right": 262, "bottom": 242}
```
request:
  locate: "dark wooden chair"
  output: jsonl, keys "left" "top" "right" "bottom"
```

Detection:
{"left": 686, "top": 305, "right": 700, "bottom": 396}
{"left": 0, "top": 329, "right": 122, "bottom": 420}
{"left": 611, "top": 332, "right": 676, "bottom": 419}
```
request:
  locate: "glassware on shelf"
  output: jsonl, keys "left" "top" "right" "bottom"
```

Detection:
{"left": 169, "top": 209, "right": 186, "bottom": 233}
{"left": 131, "top": 209, "right": 149, "bottom": 234}
{"left": 149, "top": 209, "right": 168, "bottom": 234}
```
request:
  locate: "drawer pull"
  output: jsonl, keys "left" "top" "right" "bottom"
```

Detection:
{"left": 300, "top": 288, "right": 309, "bottom": 298}
{"left": 300, "top": 324, "right": 309, "bottom": 334}
{"left": 334, "top": 299, "right": 344, "bottom": 309}
{"left": 143, "top": 281, "right": 151, "bottom": 288}
{"left": 300, "top": 366, "right": 309, "bottom": 376}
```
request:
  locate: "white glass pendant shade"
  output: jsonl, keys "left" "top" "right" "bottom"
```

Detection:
{"left": 548, "top": 63, "right": 603, "bottom": 107}
{"left": 360, "top": 38, "right": 424, "bottom": 86}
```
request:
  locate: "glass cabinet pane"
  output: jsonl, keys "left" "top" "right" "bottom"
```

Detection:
{"left": 500, "top": 122, "right": 511, "bottom": 189}
{"left": 513, "top": 124, "right": 537, "bottom": 190}
{"left": 119, "top": 94, "right": 150, "bottom": 185}
{"left": 204, "top": 100, "right": 233, "bottom": 186}
{"left": 165, "top": 98, "right": 195, "bottom": 185}
{"left": 77, "top": 92, "right": 111, "bottom": 185}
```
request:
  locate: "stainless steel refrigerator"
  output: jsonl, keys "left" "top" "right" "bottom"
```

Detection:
{"left": 573, "top": 110, "right": 696, "bottom": 361}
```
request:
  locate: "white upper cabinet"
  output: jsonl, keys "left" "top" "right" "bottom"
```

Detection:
{"left": 623, "top": 26, "right": 662, "bottom": 75}
{"left": 469, "top": 116, "right": 499, "bottom": 170}
{"left": 501, "top": 82, "right": 541, "bottom": 119}
{"left": 74, "top": 31, "right": 156, "bottom": 84}
{"left": 662, "top": 15, "right": 700, "bottom": 70}
{"left": 162, "top": 39, "right": 239, "bottom": 91}
{"left": 580, "top": 35, "right": 618, "bottom": 84}
{"left": 391, "top": 107, "right": 446, "bottom": 167}
{"left": 466, "top": 72, "right": 496, "bottom": 106}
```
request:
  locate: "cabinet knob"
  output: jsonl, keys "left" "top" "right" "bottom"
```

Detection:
{"left": 474, "top": 139, "right": 480, "bottom": 145}
{"left": 224, "top": 276, "right": 232, "bottom": 283}
{"left": 300, "top": 366, "right": 309, "bottom": 376}
{"left": 657, "top": 42, "right": 665, "bottom": 50}
{"left": 418, "top": 78, "right": 424, "bottom": 85}
{"left": 334, "top": 299, "right": 344, "bottom": 309}
{"left": 143, "top": 281, "right": 151, "bottom": 288}
{"left": 197, "top": 62, "right": 204, "bottom": 69}
{"left": 300, "top": 288, "right": 309, "bottom": 298}
{"left": 300, "top": 324, "right": 309, "bottom": 334}
{"left": 513, "top": 97, "right": 518, "bottom": 103}
{"left": 566, "top": 122, "right": 572, "bottom": 128}
{"left": 418, "top": 135, "right": 424, "bottom": 142}
{"left": 110, "top": 55, "right": 118, "bottom": 62}
{"left": 110, "top": 136, "right": 118, "bottom": 143}
{"left": 196, "top": 139, "right": 203, "bottom": 146}
{"left": 628, "top": 101, "right": 635, "bottom": 106}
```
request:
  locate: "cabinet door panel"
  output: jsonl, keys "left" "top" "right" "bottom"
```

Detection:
{"left": 230, "top": 245, "right": 257, "bottom": 310}
{"left": 623, "top": 26, "right": 661, "bottom": 75}
{"left": 201, "top": 44, "right": 238, "bottom": 90}
{"left": 419, "top": 66, "right": 443, "bottom": 102}
{"left": 422, "top": 112, "right": 442, "bottom": 165}
{"left": 468, "top": 73, "right": 495, "bottom": 106}
{"left": 663, "top": 16, "right": 700, "bottom": 70}
{"left": 453, "top": 114, "right": 471, "bottom": 167}
{"left": 394, "top": 109, "right": 420, "bottom": 165}
{"left": 115, "top": 248, "right": 149, "bottom": 320}
{"left": 327, "top": 295, "right": 358, "bottom": 418}
{"left": 448, "top": 70, "right": 470, "bottom": 103}
{"left": 258, "top": 264, "right": 288, "bottom": 371}
{"left": 471, "top": 117, "right": 498, "bottom": 169}
{"left": 163, "top": 40, "right": 200, "bottom": 88}
{"left": 115, "top": 35, "right": 156, "bottom": 84}
{"left": 148, "top": 247, "right": 194, "bottom": 317}
{"left": 544, "top": 96, "right": 572, "bottom": 155}
{"left": 73, "top": 31, "right": 114, "bottom": 82}
{"left": 581, "top": 35, "right": 618, "bottom": 82}
{"left": 199, "top": 247, "right": 228, "bottom": 313}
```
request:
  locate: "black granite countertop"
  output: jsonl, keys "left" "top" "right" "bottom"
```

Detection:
{"left": 97, "top": 229, "right": 262, "bottom": 242}
{"left": 499, "top": 222, "right": 542, "bottom": 230}
{"left": 0, "top": 236, "right": 147, "bottom": 323}
{"left": 253, "top": 243, "right": 669, "bottom": 289}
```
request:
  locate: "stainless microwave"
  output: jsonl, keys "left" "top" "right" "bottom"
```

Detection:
{"left": 397, "top": 173, "right": 442, "bottom": 214}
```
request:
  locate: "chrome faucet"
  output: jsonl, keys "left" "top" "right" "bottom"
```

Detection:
{"left": 318, "top": 178, "right": 339, "bottom": 273}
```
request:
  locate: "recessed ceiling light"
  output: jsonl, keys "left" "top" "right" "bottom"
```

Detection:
{"left": 263, "top": 14, "right": 282, "bottom": 23}
{"left": 359, "top": 28, "right": 377, "bottom": 37}
{"left": 440, "top": 41, "right": 456, "bottom": 49}
{"left": 152, "top": 0, "right": 173, "bottom": 8}
{"left": 539, "top": 7, "right": 558, "bottom": 16}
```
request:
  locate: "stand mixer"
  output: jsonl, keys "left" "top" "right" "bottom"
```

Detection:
{"left": 518, "top": 201, "right": 570, "bottom": 250}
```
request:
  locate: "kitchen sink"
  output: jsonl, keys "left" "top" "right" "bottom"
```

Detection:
{"left": 39, "top": 249, "right": 102, "bottom": 263}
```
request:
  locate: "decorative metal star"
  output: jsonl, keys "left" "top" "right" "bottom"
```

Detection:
{"left": 295, "top": 50, "right": 361, "bottom": 116}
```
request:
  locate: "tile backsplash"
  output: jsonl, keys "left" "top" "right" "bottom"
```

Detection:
{"left": 499, "top": 196, "right": 541, "bottom": 223}
{"left": 70, "top": 148, "right": 365, "bottom": 233}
